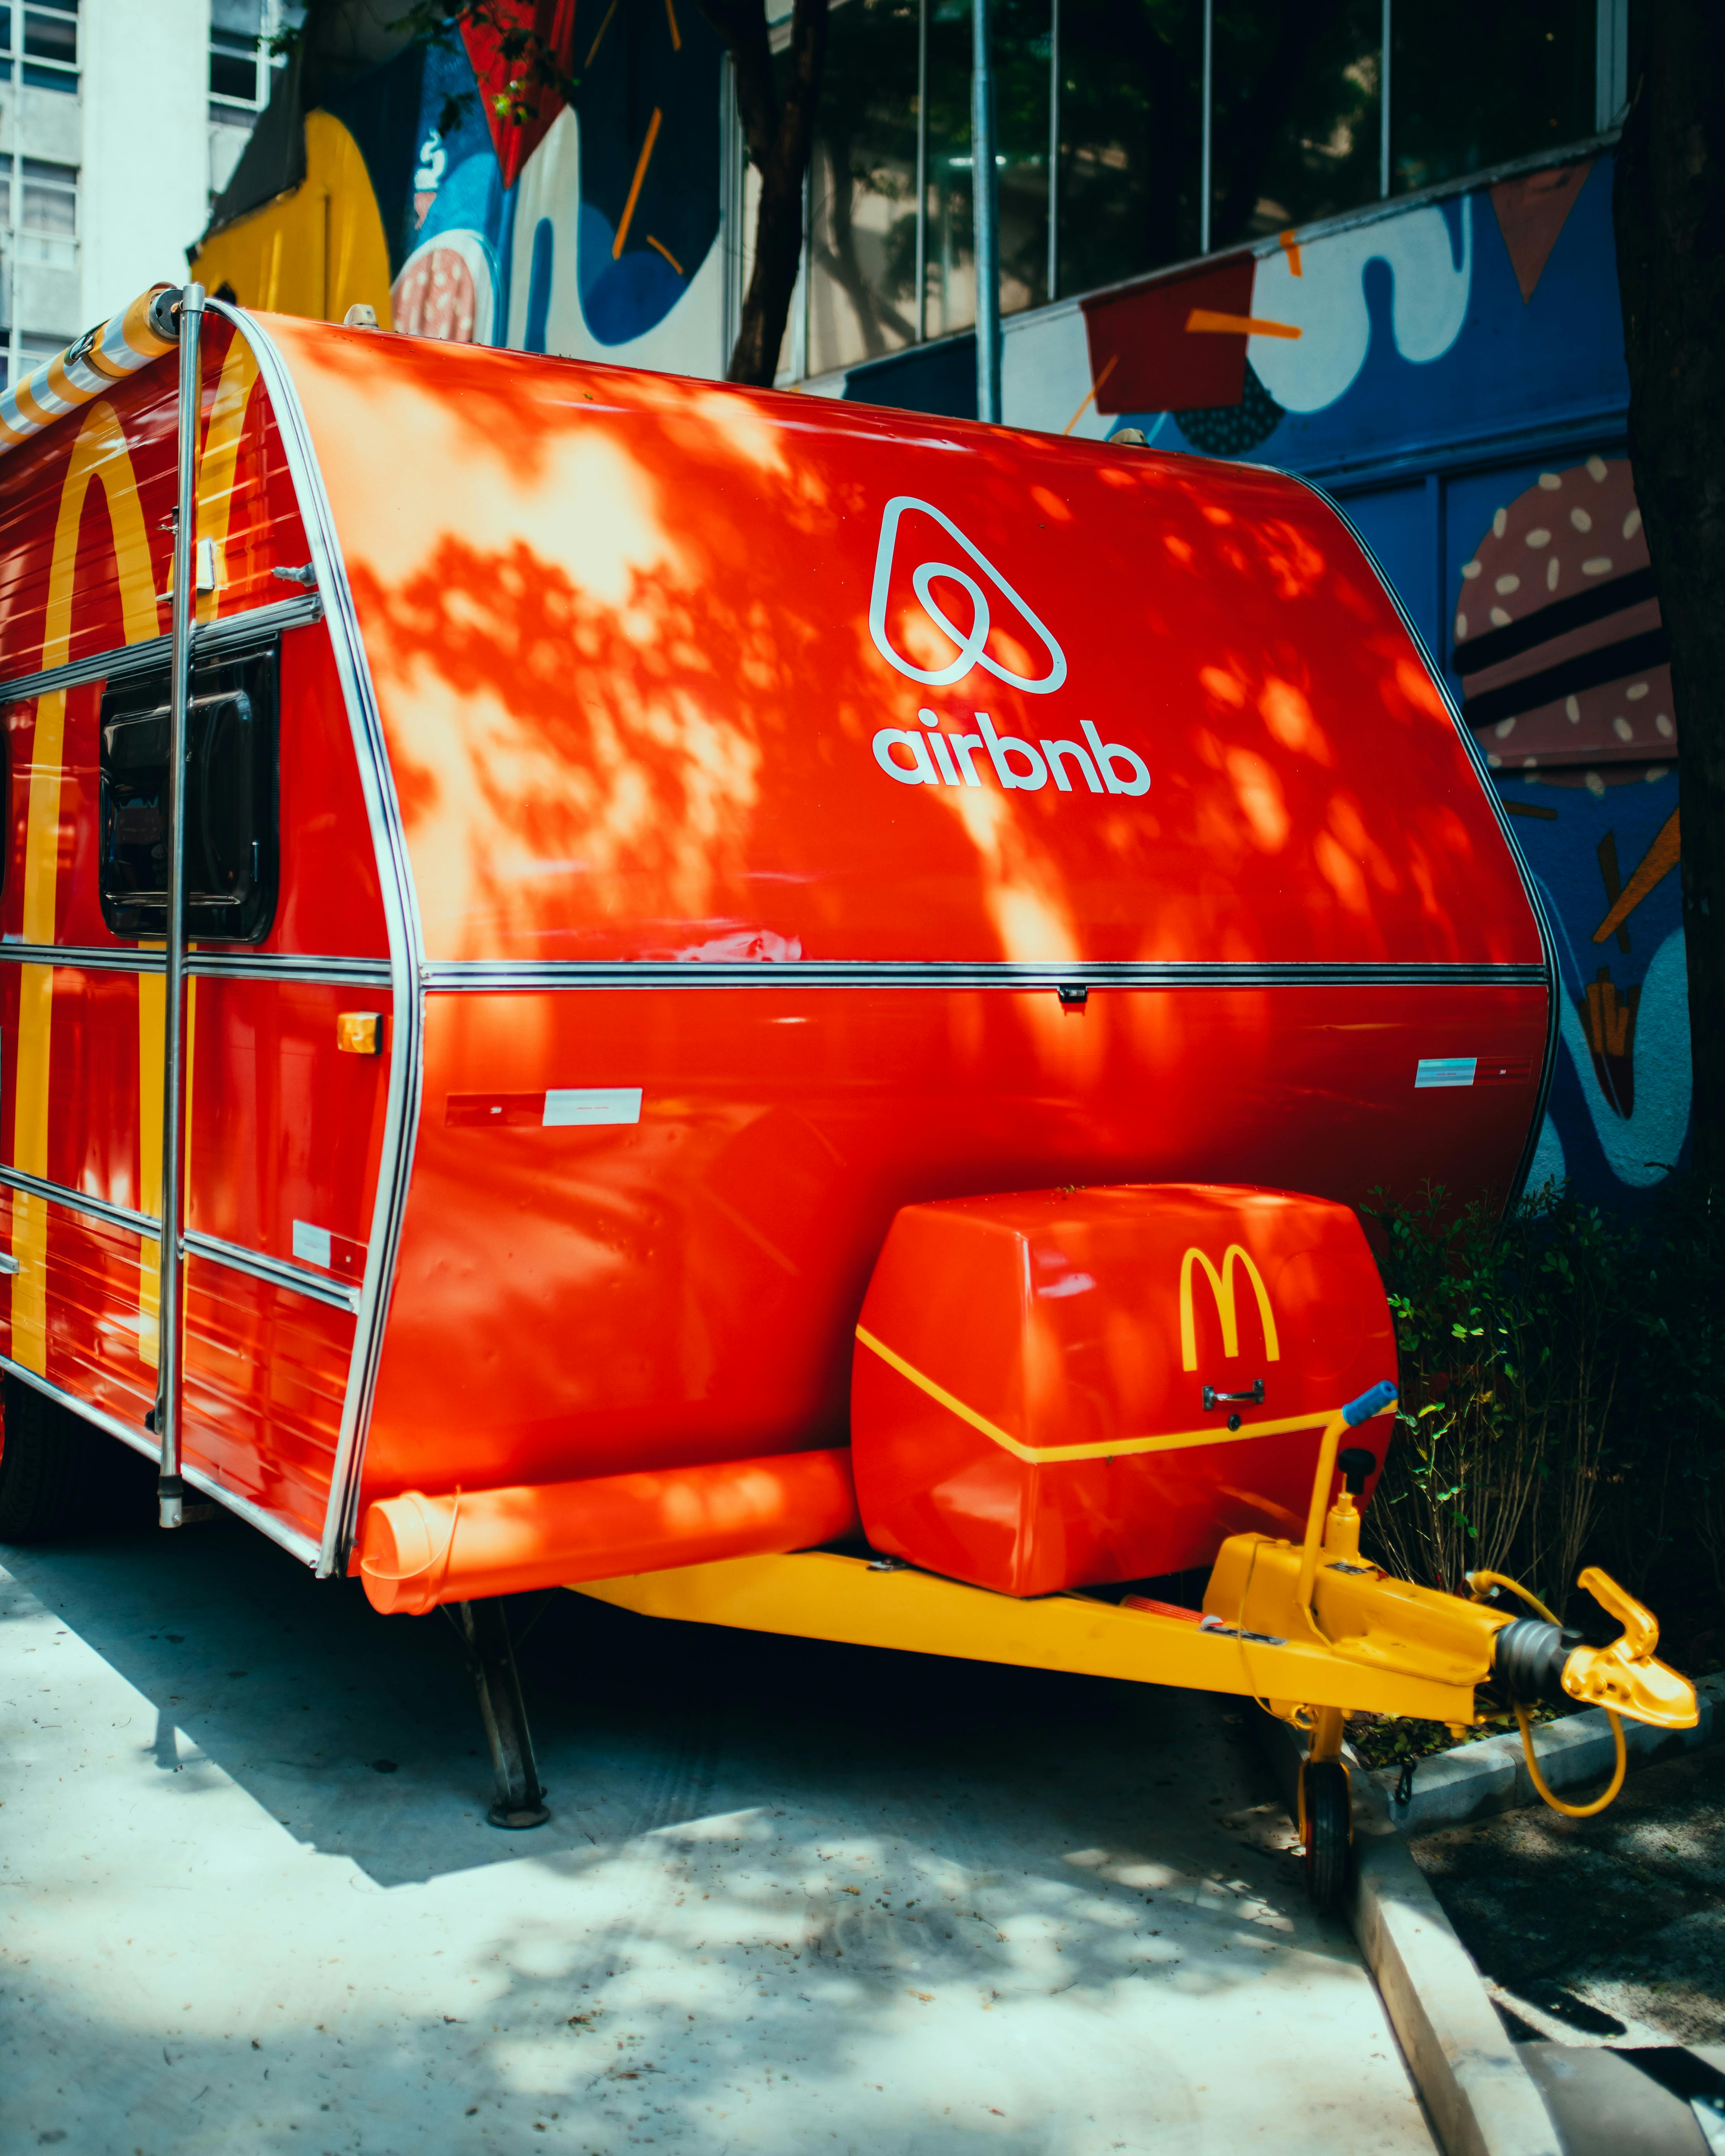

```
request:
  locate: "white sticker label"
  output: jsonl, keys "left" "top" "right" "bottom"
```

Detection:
{"left": 543, "top": 1087, "right": 643, "bottom": 1128}
{"left": 292, "top": 1219, "right": 333, "bottom": 1268}
{"left": 1415, "top": 1057, "right": 1478, "bottom": 1089}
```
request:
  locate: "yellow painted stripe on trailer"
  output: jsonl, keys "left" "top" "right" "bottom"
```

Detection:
{"left": 194, "top": 336, "right": 260, "bottom": 624}
{"left": 12, "top": 403, "right": 163, "bottom": 1369}
{"left": 853, "top": 1323, "right": 1348, "bottom": 1466}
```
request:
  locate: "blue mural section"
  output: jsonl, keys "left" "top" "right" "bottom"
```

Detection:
{"left": 319, "top": 8, "right": 724, "bottom": 361}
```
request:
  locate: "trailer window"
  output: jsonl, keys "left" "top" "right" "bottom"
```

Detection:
{"left": 98, "top": 645, "right": 278, "bottom": 943}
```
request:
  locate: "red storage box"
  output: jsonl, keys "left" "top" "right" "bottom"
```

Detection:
{"left": 851, "top": 1183, "right": 1395, "bottom": 1597}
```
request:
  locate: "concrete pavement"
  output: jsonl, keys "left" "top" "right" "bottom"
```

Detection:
{"left": 2, "top": 1510, "right": 1435, "bottom": 2155}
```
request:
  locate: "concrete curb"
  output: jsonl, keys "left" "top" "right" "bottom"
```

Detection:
{"left": 1370, "top": 1672, "right": 1725, "bottom": 1836}
{"left": 1259, "top": 1713, "right": 1562, "bottom": 2156}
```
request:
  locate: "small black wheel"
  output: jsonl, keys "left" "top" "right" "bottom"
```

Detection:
{"left": 1301, "top": 1758, "right": 1353, "bottom": 1913}
{"left": 0, "top": 1379, "right": 95, "bottom": 1542}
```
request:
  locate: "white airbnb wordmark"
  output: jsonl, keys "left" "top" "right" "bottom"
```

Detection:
{"left": 868, "top": 496, "right": 1068, "bottom": 694}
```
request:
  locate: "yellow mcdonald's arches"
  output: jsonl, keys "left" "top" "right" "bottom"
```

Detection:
{"left": 193, "top": 332, "right": 261, "bottom": 625}
{"left": 1178, "top": 1244, "right": 1281, "bottom": 1373}
{"left": 12, "top": 403, "right": 163, "bottom": 1371}
{"left": 190, "top": 109, "right": 393, "bottom": 329}
{"left": 19, "top": 349, "right": 266, "bottom": 1374}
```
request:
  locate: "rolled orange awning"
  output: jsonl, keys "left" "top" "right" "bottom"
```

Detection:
{"left": 357, "top": 1446, "right": 861, "bottom": 1616}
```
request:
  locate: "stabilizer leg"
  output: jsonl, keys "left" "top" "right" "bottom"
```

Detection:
{"left": 455, "top": 1598, "right": 550, "bottom": 1829}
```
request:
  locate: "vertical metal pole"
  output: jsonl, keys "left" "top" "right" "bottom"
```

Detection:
{"left": 1046, "top": 0, "right": 1060, "bottom": 303}
{"left": 915, "top": 0, "right": 928, "bottom": 343}
{"left": 972, "top": 0, "right": 1001, "bottom": 422}
{"left": 1380, "top": 0, "right": 1392, "bottom": 197}
{"left": 1199, "top": 0, "right": 1212, "bottom": 256}
{"left": 156, "top": 281, "right": 204, "bottom": 1532}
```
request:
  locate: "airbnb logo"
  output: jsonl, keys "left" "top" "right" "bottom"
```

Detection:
{"left": 872, "top": 709, "right": 1150, "bottom": 796}
{"left": 869, "top": 496, "right": 1067, "bottom": 694}
{"left": 865, "top": 495, "right": 1148, "bottom": 800}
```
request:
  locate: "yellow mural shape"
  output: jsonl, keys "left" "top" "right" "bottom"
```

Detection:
{"left": 190, "top": 109, "right": 393, "bottom": 328}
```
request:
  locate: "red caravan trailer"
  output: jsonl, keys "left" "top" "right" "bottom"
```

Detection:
{"left": 0, "top": 288, "right": 1694, "bottom": 1876}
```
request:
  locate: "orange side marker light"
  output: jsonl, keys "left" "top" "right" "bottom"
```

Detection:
{"left": 337, "top": 1012, "right": 383, "bottom": 1055}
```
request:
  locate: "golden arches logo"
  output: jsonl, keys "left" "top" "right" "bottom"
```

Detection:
{"left": 1178, "top": 1245, "right": 1281, "bottom": 1373}
{"left": 9, "top": 338, "right": 263, "bottom": 1374}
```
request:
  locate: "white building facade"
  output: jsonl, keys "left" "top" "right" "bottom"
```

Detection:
{"left": 0, "top": 0, "right": 288, "bottom": 385}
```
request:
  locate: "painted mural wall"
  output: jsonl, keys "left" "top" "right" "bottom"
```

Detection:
{"left": 192, "top": 27, "right": 1687, "bottom": 1210}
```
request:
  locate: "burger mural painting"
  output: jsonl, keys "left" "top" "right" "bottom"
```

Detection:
{"left": 191, "top": 25, "right": 1686, "bottom": 1206}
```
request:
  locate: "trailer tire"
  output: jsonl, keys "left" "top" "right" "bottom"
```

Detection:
{"left": 1301, "top": 1758, "right": 1352, "bottom": 1914}
{"left": 0, "top": 1379, "right": 96, "bottom": 1542}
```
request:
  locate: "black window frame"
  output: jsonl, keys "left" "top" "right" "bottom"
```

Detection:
{"left": 98, "top": 639, "right": 280, "bottom": 945}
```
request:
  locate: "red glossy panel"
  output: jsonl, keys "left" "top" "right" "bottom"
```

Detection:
{"left": 187, "top": 978, "right": 392, "bottom": 1271}
{"left": 31, "top": 1197, "right": 156, "bottom": 1430}
{"left": 180, "top": 1253, "right": 354, "bottom": 1544}
{"left": 268, "top": 629, "right": 390, "bottom": 958}
{"left": 41, "top": 966, "right": 146, "bottom": 1211}
{"left": 266, "top": 314, "right": 1541, "bottom": 969}
{"left": 851, "top": 1185, "right": 1395, "bottom": 1596}
{"left": 362, "top": 980, "right": 1542, "bottom": 1505}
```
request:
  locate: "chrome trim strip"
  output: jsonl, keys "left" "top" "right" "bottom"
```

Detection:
{"left": 1286, "top": 474, "right": 1561, "bottom": 1214}
{"left": 0, "top": 941, "right": 161, "bottom": 974}
{"left": 0, "top": 943, "right": 391, "bottom": 986}
{"left": 0, "top": 592, "right": 323, "bottom": 708}
{"left": 220, "top": 302, "right": 427, "bottom": 1581}
{"left": 189, "top": 952, "right": 392, "bottom": 986}
{"left": 0, "top": 1162, "right": 158, "bottom": 1239}
{"left": 179, "top": 1462, "right": 323, "bottom": 1566}
{"left": 184, "top": 1227, "right": 360, "bottom": 1314}
{"left": 0, "top": 1163, "right": 362, "bottom": 1314}
{"left": 0, "top": 1355, "right": 155, "bottom": 1458}
{"left": 0, "top": 1354, "right": 321, "bottom": 1567}
{"left": 420, "top": 959, "right": 1550, "bottom": 993}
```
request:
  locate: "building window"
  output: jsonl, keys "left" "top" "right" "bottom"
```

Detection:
{"left": 780, "top": 0, "right": 1620, "bottom": 382}
{"left": 210, "top": 1, "right": 300, "bottom": 200}
{"left": 0, "top": 150, "right": 78, "bottom": 388}
{"left": 0, "top": 0, "right": 79, "bottom": 94}
{"left": 1389, "top": 0, "right": 1596, "bottom": 197}
{"left": 17, "top": 158, "right": 76, "bottom": 267}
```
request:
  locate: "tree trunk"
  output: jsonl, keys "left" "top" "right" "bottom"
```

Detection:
{"left": 695, "top": 0, "right": 831, "bottom": 386}
{"left": 1613, "top": 6, "right": 1725, "bottom": 1189}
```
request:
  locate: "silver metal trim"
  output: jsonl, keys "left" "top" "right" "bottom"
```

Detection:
{"left": 0, "top": 943, "right": 391, "bottom": 985}
{"left": 215, "top": 302, "right": 428, "bottom": 1581}
{"left": 179, "top": 1460, "right": 323, "bottom": 1565}
{"left": 0, "top": 1353, "right": 157, "bottom": 1461}
{"left": 0, "top": 1253, "right": 18, "bottom": 1276}
{"left": 419, "top": 959, "right": 1549, "bottom": 993}
{"left": 0, "top": 1162, "right": 359, "bottom": 1315}
{"left": 0, "top": 942, "right": 161, "bottom": 974}
{"left": 1286, "top": 474, "right": 1562, "bottom": 1215}
{"left": 0, "top": 1161, "right": 159, "bottom": 1239}
{"left": 158, "top": 278, "right": 204, "bottom": 1500}
{"left": 183, "top": 1227, "right": 361, "bottom": 1314}
{"left": 189, "top": 952, "right": 392, "bottom": 986}
{"left": 0, "top": 592, "right": 322, "bottom": 710}
{"left": 0, "top": 1357, "right": 318, "bottom": 1565}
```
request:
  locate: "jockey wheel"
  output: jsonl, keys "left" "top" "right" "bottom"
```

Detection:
{"left": 1301, "top": 1756, "right": 1353, "bottom": 1913}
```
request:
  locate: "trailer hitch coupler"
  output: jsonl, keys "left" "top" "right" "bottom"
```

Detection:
{"left": 1493, "top": 1615, "right": 1581, "bottom": 1704}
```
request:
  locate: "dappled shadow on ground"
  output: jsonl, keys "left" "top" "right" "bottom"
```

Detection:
{"left": 3, "top": 1517, "right": 1428, "bottom": 2156}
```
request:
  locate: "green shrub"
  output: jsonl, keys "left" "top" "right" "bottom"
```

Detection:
{"left": 1358, "top": 1175, "right": 1725, "bottom": 1651}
